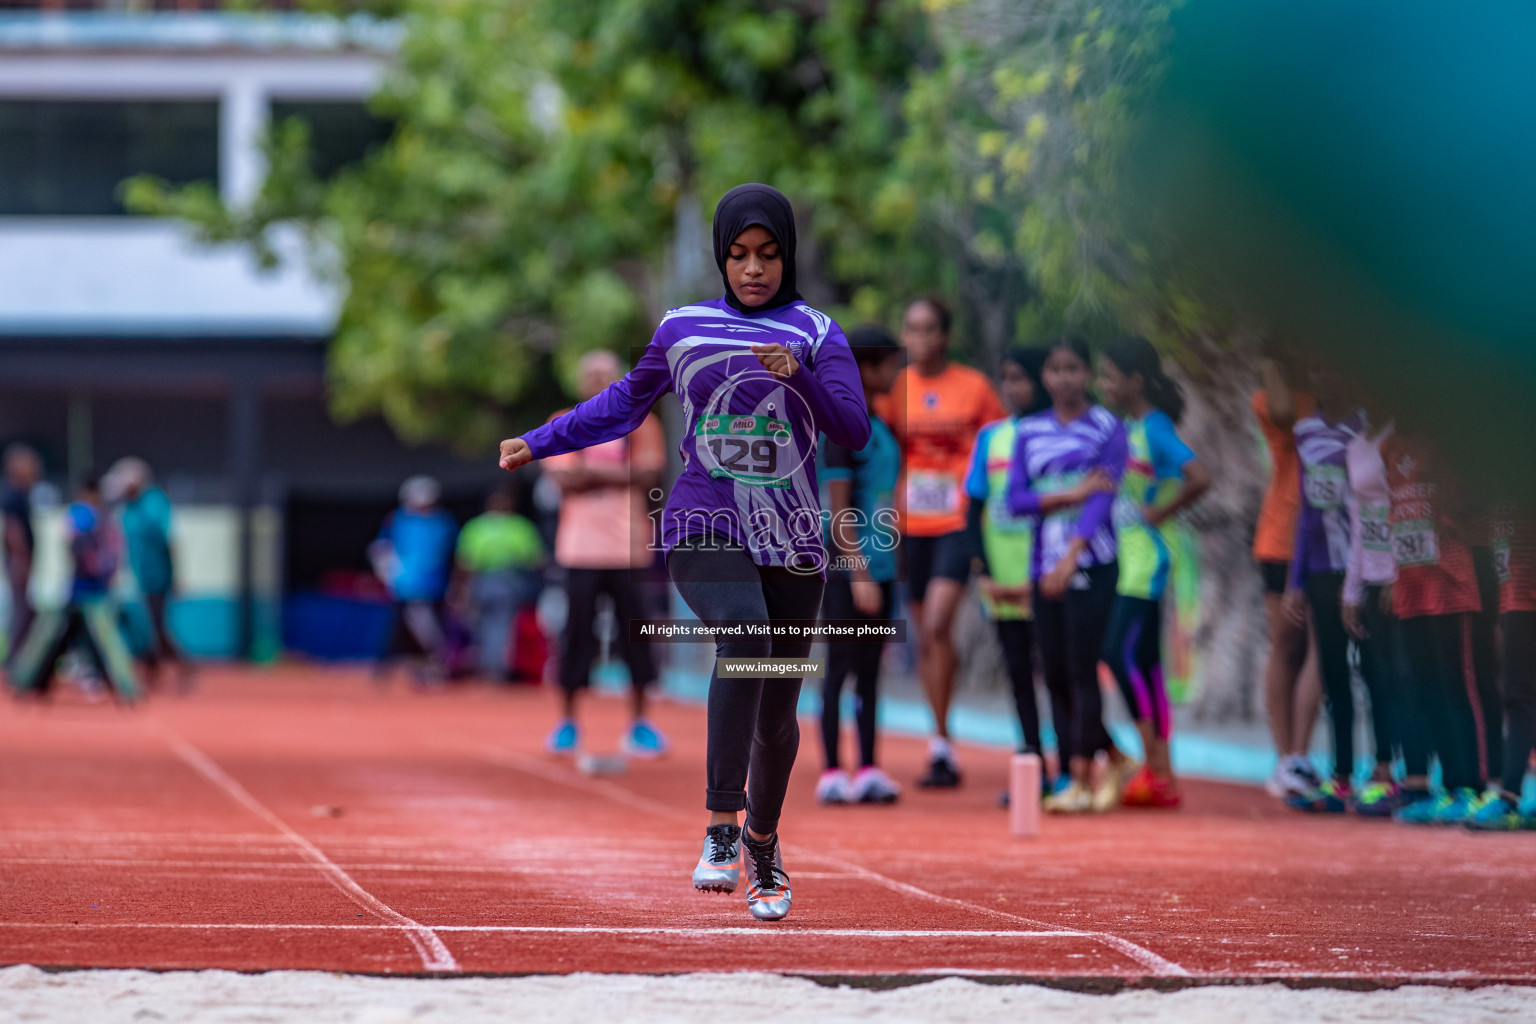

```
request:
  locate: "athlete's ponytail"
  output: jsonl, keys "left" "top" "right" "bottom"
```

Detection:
{"left": 1102, "top": 336, "right": 1185, "bottom": 423}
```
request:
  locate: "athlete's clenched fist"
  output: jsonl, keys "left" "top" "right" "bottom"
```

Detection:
{"left": 499, "top": 437, "right": 532, "bottom": 471}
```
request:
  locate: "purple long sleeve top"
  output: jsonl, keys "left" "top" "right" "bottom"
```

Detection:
{"left": 1005, "top": 405, "right": 1128, "bottom": 580}
{"left": 1289, "top": 409, "right": 1366, "bottom": 591}
{"left": 521, "top": 296, "right": 870, "bottom": 572}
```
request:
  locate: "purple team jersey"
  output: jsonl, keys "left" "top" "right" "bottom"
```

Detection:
{"left": 521, "top": 296, "right": 869, "bottom": 572}
{"left": 1005, "top": 405, "right": 1128, "bottom": 580}
{"left": 1290, "top": 410, "right": 1367, "bottom": 588}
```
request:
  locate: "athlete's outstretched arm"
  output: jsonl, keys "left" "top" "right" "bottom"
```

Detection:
{"left": 501, "top": 338, "right": 671, "bottom": 470}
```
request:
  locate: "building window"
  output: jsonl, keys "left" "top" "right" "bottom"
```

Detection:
{"left": 0, "top": 100, "right": 219, "bottom": 216}
{"left": 270, "top": 101, "right": 392, "bottom": 180}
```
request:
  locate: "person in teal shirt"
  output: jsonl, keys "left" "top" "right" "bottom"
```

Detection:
{"left": 105, "top": 457, "right": 190, "bottom": 689}
{"left": 814, "top": 326, "right": 903, "bottom": 805}
{"left": 1095, "top": 337, "right": 1210, "bottom": 808}
{"left": 455, "top": 485, "right": 545, "bottom": 681}
{"left": 963, "top": 346, "right": 1070, "bottom": 796}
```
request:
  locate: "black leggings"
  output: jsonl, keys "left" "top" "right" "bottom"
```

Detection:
{"left": 1035, "top": 562, "right": 1118, "bottom": 761}
{"left": 667, "top": 537, "right": 824, "bottom": 836}
{"left": 560, "top": 567, "right": 656, "bottom": 693}
{"left": 1355, "top": 584, "right": 1401, "bottom": 768}
{"left": 1471, "top": 547, "right": 1504, "bottom": 782}
{"left": 819, "top": 577, "right": 892, "bottom": 770}
{"left": 1400, "top": 613, "right": 1484, "bottom": 791}
{"left": 1500, "top": 611, "right": 1536, "bottom": 797}
{"left": 1101, "top": 596, "right": 1169, "bottom": 740}
{"left": 1304, "top": 571, "right": 1355, "bottom": 780}
{"left": 995, "top": 617, "right": 1064, "bottom": 758}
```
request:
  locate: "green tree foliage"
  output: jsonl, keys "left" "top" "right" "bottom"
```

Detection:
{"left": 129, "top": 0, "right": 943, "bottom": 451}
{"left": 917, "top": 0, "right": 1193, "bottom": 349}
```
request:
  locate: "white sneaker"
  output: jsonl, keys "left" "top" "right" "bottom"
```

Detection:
{"left": 1268, "top": 756, "right": 1317, "bottom": 798}
{"left": 1043, "top": 780, "right": 1094, "bottom": 814}
{"left": 816, "top": 769, "right": 852, "bottom": 804}
{"left": 850, "top": 766, "right": 901, "bottom": 804}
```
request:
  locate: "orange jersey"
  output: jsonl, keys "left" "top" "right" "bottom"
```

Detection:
{"left": 877, "top": 363, "right": 1005, "bottom": 537}
{"left": 1251, "top": 388, "right": 1316, "bottom": 562}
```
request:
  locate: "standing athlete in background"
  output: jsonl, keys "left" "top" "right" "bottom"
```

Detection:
{"left": 1281, "top": 371, "right": 1371, "bottom": 813}
{"left": 816, "top": 325, "right": 903, "bottom": 805}
{"left": 1096, "top": 338, "right": 1210, "bottom": 809}
{"left": 881, "top": 298, "right": 1005, "bottom": 789}
{"left": 2, "top": 444, "right": 42, "bottom": 666}
{"left": 104, "top": 457, "right": 192, "bottom": 691}
{"left": 371, "top": 476, "right": 459, "bottom": 687}
{"left": 963, "top": 346, "right": 1067, "bottom": 799}
{"left": 542, "top": 349, "right": 668, "bottom": 758}
{"left": 500, "top": 184, "right": 869, "bottom": 922}
{"left": 1253, "top": 355, "right": 1324, "bottom": 799}
{"left": 1007, "top": 337, "right": 1132, "bottom": 814}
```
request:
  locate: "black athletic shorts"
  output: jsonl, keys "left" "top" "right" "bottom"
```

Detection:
{"left": 1258, "top": 560, "right": 1290, "bottom": 596}
{"left": 904, "top": 530, "right": 973, "bottom": 605}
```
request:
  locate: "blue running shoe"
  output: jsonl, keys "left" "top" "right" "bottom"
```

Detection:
{"left": 544, "top": 718, "right": 579, "bottom": 755}
{"left": 1393, "top": 791, "right": 1443, "bottom": 825}
{"left": 621, "top": 719, "right": 668, "bottom": 758}
{"left": 1430, "top": 787, "right": 1482, "bottom": 825}
{"left": 1284, "top": 778, "right": 1351, "bottom": 813}
{"left": 1465, "top": 793, "right": 1529, "bottom": 832}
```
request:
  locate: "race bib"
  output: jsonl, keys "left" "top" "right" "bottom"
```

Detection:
{"left": 907, "top": 471, "right": 960, "bottom": 516}
{"left": 1392, "top": 517, "right": 1440, "bottom": 567}
{"left": 695, "top": 415, "right": 795, "bottom": 490}
{"left": 1360, "top": 503, "right": 1392, "bottom": 553}
{"left": 1493, "top": 537, "right": 1512, "bottom": 585}
{"left": 1304, "top": 464, "right": 1347, "bottom": 510}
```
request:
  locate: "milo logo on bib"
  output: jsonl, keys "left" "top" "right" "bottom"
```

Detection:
{"left": 696, "top": 415, "right": 795, "bottom": 489}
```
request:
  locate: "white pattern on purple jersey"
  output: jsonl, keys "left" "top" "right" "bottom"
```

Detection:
{"left": 1291, "top": 410, "right": 1366, "bottom": 589}
{"left": 521, "top": 296, "right": 869, "bottom": 571}
{"left": 1005, "top": 405, "right": 1128, "bottom": 579}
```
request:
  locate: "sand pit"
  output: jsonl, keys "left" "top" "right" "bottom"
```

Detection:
{"left": 4, "top": 966, "right": 1534, "bottom": 1024}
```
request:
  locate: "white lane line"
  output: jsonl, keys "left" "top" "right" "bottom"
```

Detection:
{"left": 456, "top": 738, "right": 1190, "bottom": 978}
{"left": 806, "top": 851, "right": 1190, "bottom": 978}
{"left": 164, "top": 737, "right": 459, "bottom": 973}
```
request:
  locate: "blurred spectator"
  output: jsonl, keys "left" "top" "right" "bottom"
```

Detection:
{"left": 7, "top": 475, "right": 140, "bottom": 702}
{"left": 454, "top": 485, "right": 544, "bottom": 681}
{"left": 104, "top": 457, "right": 192, "bottom": 690}
{"left": 370, "top": 475, "right": 458, "bottom": 686}
{"left": 2, "top": 443, "right": 42, "bottom": 665}
{"left": 541, "top": 350, "right": 667, "bottom": 756}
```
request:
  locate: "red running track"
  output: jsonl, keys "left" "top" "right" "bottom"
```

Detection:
{"left": 2, "top": 666, "right": 1534, "bottom": 985}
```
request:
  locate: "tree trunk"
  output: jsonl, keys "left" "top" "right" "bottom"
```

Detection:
{"left": 1172, "top": 335, "right": 1270, "bottom": 724}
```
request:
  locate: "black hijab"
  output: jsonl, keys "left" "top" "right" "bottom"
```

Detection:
{"left": 1006, "top": 345, "right": 1052, "bottom": 417}
{"left": 712, "top": 183, "right": 801, "bottom": 314}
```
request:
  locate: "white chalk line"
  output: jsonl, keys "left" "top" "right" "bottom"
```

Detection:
{"left": 455, "top": 737, "right": 1190, "bottom": 978}
{"left": 163, "top": 736, "right": 460, "bottom": 973}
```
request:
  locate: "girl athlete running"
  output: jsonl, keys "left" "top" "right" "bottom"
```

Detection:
{"left": 1006, "top": 336, "right": 1135, "bottom": 814}
{"left": 962, "top": 347, "right": 1070, "bottom": 796}
{"left": 1096, "top": 338, "right": 1210, "bottom": 808}
{"left": 500, "top": 184, "right": 870, "bottom": 920}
